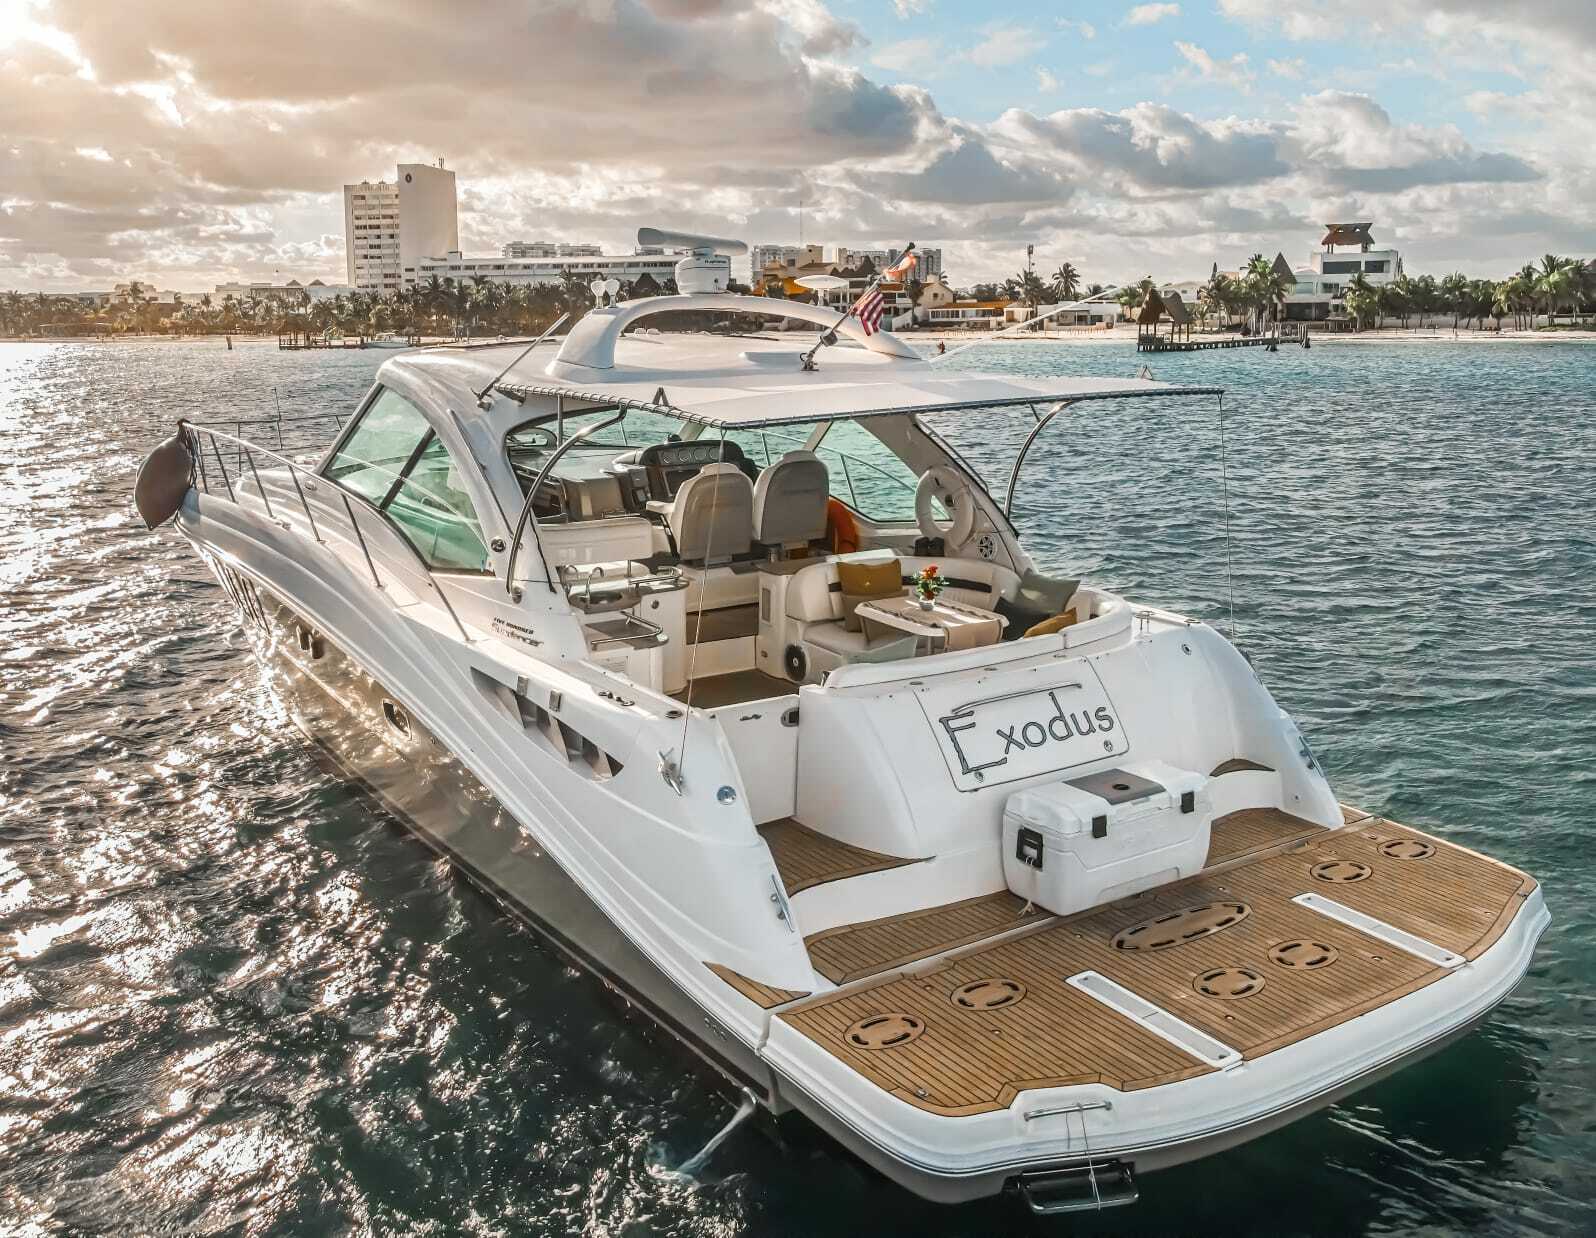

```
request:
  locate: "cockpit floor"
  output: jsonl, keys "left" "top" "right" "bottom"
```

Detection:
{"left": 672, "top": 670, "right": 793, "bottom": 709}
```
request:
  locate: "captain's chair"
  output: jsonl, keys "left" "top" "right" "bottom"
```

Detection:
{"left": 752, "top": 451, "right": 829, "bottom": 558}
{"left": 669, "top": 463, "right": 754, "bottom": 565}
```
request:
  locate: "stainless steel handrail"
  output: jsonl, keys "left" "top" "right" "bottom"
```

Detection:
{"left": 504, "top": 406, "right": 627, "bottom": 599}
{"left": 180, "top": 420, "right": 473, "bottom": 643}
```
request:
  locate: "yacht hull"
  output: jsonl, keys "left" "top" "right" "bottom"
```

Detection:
{"left": 230, "top": 560, "right": 774, "bottom": 1099}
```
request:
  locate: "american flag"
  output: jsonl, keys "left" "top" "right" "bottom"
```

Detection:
{"left": 852, "top": 286, "right": 885, "bottom": 336}
{"left": 884, "top": 250, "right": 917, "bottom": 280}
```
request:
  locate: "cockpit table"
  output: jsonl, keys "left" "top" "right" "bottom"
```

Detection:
{"left": 855, "top": 594, "right": 1007, "bottom": 653}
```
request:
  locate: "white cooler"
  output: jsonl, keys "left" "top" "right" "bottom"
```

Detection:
{"left": 1001, "top": 760, "right": 1212, "bottom": 916}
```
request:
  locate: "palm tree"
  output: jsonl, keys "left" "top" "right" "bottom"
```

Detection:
{"left": 1342, "top": 273, "right": 1375, "bottom": 331}
{"left": 1534, "top": 255, "right": 1577, "bottom": 327}
{"left": 1003, "top": 269, "right": 1048, "bottom": 327}
{"left": 1049, "top": 262, "right": 1082, "bottom": 303}
{"left": 1438, "top": 272, "right": 1468, "bottom": 327}
{"left": 556, "top": 269, "right": 591, "bottom": 321}
{"left": 1200, "top": 271, "right": 1236, "bottom": 330}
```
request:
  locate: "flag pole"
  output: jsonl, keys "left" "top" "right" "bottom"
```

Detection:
{"left": 799, "top": 242, "right": 915, "bottom": 371}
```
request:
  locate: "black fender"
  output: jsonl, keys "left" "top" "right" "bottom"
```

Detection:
{"left": 134, "top": 423, "right": 196, "bottom": 528}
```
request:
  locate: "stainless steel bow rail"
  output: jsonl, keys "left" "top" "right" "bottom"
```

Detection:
{"left": 179, "top": 420, "right": 473, "bottom": 643}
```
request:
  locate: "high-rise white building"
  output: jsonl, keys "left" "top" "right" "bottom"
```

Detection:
{"left": 343, "top": 179, "right": 400, "bottom": 292}
{"left": 342, "top": 160, "right": 459, "bottom": 293}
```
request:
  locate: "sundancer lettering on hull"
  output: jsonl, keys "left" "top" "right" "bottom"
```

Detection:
{"left": 134, "top": 225, "right": 1547, "bottom": 1214}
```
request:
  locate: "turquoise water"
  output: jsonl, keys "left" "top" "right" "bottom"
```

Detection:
{"left": 1, "top": 337, "right": 1591, "bottom": 1235}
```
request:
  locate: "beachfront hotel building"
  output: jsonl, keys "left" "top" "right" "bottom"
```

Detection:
{"left": 502, "top": 241, "right": 604, "bottom": 258}
{"left": 1283, "top": 222, "right": 1403, "bottom": 321}
{"left": 411, "top": 249, "right": 682, "bottom": 289}
{"left": 342, "top": 160, "right": 459, "bottom": 293}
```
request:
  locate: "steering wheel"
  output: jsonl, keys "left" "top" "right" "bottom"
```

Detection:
{"left": 915, "top": 465, "right": 979, "bottom": 548}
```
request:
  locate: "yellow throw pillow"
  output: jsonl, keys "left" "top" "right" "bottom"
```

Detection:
{"left": 837, "top": 557, "right": 902, "bottom": 631}
{"left": 1024, "top": 609, "right": 1080, "bottom": 638}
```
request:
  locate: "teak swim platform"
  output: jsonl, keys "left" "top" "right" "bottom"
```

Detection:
{"left": 777, "top": 813, "right": 1535, "bottom": 1115}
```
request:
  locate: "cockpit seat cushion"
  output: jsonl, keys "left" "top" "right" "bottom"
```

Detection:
{"left": 785, "top": 553, "right": 1021, "bottom": 626}
{"left": 668, "top": 463, "right": 754, "bottom": 564}
{"left": 752, "top": 451, "right": 830, "bottom": 550}
{"left": 798, "top": 620, "right": 918, "bottom": 677}
{"left": 996, "top": 569, "right": 1081, "bottom": 638}
{"left": 836, "top": 555, "right": 903, "bottom": 631}
{"left": 1024, "top": 609, "right": 1080, "bottom": 638}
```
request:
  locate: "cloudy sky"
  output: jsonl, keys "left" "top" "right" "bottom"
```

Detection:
{"left": 3, "top": 0, "right": 1592, "bottom": 292}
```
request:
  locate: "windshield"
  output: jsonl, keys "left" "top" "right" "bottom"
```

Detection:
{"left": 505, "top": 406, "right": 686, "bottom": 487}
{"left": 503, "top": 407, "right": 931, "bottom": 526}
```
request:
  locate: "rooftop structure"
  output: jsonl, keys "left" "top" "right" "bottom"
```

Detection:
{"left": 1321, "top": 222, "right": 1375, "bottom": 251}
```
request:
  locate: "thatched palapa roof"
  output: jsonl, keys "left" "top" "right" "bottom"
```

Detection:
{"left": 1321, "top": 222, "right": 1374, "bottom": 248}
{"left": 1136, "top": 287, "right": 1167, "bottom": 325}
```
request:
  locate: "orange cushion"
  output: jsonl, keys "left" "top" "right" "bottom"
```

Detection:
{"left": 837, "top": 557, "right": 901, "bottom": 630}
{"left": 1024, "top": 609, "right": 1080, "bottom": 638}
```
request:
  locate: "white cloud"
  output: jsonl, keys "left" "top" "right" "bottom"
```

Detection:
{"left": 1058, "top": 18, "right": 1096, "bottom": 40}
{"left": 1125, "top": 3, "right": 1181, "bottom": 27}
{"left": 967, "top": 25, "right": 1038, "bottom": 69}
{"left": 891, "top": 0, "right": 927, "bottom": 18}
{"left": 1267, "top": 57, "right": 1306, "bottom": 79}
{"left": 1035, "top": 66, "right": 1059, "bottom": 92}
{"left": 873, "top": 37, "right": 940, "bottom": 73}
{"left": 1175, "top": 40, "right": 1256, "bottom": 91}
{"left": 0, "top": 0, "right": 1585, "bottom": 290}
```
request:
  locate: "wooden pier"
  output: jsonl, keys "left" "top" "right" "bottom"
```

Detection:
{"left": 278, "top": 333, "right": 367, "bottom": 350}
{"left": 1138, "top": 335, "right": 1280, "bottom": 353}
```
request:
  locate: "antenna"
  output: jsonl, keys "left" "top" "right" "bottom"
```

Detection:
{"left": 637, "top": 227, "right": 746, "bottom": 295}
{"left": 635, "top": 228, "right": 747, "bottom": 256}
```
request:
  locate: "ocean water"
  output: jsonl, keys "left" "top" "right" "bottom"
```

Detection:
{"left": 1, "top": 336, "right": 1591, "bottom": 1236}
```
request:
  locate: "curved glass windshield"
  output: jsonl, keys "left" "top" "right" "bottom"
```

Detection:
{"left": 502, "top": 407, "right": 929, "bottom": 526}
{"left": 324, "top": 388, "right": 489, "bottom": 573}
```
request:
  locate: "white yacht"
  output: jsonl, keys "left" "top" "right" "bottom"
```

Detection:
{"left": 136, "top": 232, "right": 1546, "bottom": 1213}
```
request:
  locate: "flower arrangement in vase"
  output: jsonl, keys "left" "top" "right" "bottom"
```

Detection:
{"left": 914, "top": 564, "right": 945, "bottom": 611}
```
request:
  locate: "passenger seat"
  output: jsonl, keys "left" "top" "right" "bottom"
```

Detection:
{"left": 752, "top": 451, "right": 829, "bottom": 559}
{"left": 666, "top": 464, "right": 760, "bottom": 641}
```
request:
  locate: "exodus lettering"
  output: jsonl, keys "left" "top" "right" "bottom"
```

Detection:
{"left": 997, "top": 693, "right": 1117, "bottom": 754}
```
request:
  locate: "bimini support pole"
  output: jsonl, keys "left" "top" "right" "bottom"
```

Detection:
{"left": 1005, "top": 400, "right": 1076, "bottom": 519}
{"left": 673, "top": 1088, "right": 761, "bottom": 1178}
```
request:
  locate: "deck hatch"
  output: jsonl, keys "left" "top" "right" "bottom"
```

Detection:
{"left": 1065, "top": 971, "right": 1242, "bottom": 1068}
{"left": 1292, "top": 892, "right": 1465, "bottom": 968}
{"left": 1112, "top": 901, "right": 1251, "bottom": 951}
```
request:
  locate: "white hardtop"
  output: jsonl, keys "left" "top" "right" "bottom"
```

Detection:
{"left": 378, "top": 293, "right": 1221, "bottom": 434}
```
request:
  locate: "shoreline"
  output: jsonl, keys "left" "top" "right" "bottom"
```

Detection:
{"left": 900, "top": 325, "right": 1596, "bottom": 346}
{"left": 5, "top": 326, "right": 1595, "bottom": 347}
